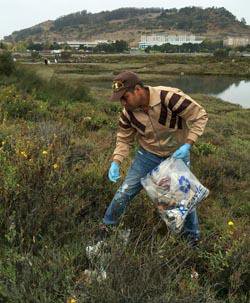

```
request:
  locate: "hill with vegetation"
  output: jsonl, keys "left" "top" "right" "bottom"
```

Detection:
{"left": 0, "top": 52, "right": 249, "bottom": 302}
{"left": 4, "top": 7, "right": 250, "bottom": 45}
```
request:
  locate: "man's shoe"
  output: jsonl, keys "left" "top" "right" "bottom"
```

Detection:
{"left": 180, "top": 232, "right": 200, "bottom": 249}
{"left": 187, "top": 236, "right": 200, "bottom": 249}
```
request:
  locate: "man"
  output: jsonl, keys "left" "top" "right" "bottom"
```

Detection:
{"left": 103, "top": 71, "right": 208, "bottom": 246}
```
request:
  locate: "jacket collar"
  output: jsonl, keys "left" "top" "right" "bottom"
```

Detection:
{"left": 130, "top": 86, "right": 161, "bottom": 112}
{"left": 146, "top": 85, "right": 161, "bottom": 107}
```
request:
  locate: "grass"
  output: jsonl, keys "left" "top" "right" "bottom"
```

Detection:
{"left": 0, "top": 58, "right": 249, "bottom": 303}
{"left": 23, "top": 54, "right": 250, "bottom": 82}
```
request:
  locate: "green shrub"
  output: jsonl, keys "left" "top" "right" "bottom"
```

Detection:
{"left": 14, "top": 66, "right": 92, "bottom": 104}
{"left": 0, "top": 85, "right": 48, "bottom": 121}
{"left": 0, "top": 51, "right": 15, "bottom": 76}
{"left": 84, "top": 116, "right": 116, "bottom": 131}
{"left": 193, "top": 142, "right": 217, "bottom": 156}
{"left": 214, "top": 48, "right": 229, "bottom": 58}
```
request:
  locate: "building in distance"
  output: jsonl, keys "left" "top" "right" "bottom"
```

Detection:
{"left": 59, "top": 40, "right": 115, "bottom": 49}
{"left": 139, "top": 34, "right": 204, "bottom": 49}
{"left": 223, "top": 36, "right": 250, "bottom": 47}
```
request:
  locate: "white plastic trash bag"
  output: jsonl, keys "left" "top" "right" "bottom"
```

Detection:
{"left": 141, "top": 158, "right": 209, "bottom": 233}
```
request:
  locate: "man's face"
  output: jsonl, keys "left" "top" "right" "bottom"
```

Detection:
{"left": 120, "top": 88, "right": 143, "bottom": 111}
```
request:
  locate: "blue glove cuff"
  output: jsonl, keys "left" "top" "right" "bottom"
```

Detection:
{"left": 183, "top": 143, "right": 192, "bottom": 150}
{"left": 111, "top": 161, "right": 120, "bottom": 169}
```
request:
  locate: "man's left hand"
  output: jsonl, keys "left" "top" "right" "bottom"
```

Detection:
{"left": 172, "top": 143, "right": 192, "bottom": 164}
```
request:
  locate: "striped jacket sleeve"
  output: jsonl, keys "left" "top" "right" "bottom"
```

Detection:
{"left": 112, "top": 108, "right": 136, "bottom": 163}
{"left": 163, "top": 90, "right": 208, "bottom": 142}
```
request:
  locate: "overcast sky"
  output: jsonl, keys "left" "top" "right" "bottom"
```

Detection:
{"left": 1, "top": 0, "right": 249, "bottom": 39}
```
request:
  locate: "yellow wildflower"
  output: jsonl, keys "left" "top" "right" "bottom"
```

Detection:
{"left": 1, "top": 141, "right": 5, "bottom": 146}
{"left": 42, "top": 150, "right": 48, "bottom": 155}
{"left": 20, "top": 151, "right": 28, "bottom": 158}
{"left": 228, "top": 221, "right": 234, "bottom": 227}
{"left": 53, "top": 163, "right": 59, "bottom": 169}
{"left": 67, "top": 298, "right": 77, "bottom": 303}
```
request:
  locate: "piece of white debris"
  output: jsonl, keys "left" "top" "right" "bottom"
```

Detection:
{"left": 86, "top": 241, "right": 104, "bottom": 260}
{"left": 191, "top": 268, "right": 199, "bottom": 279}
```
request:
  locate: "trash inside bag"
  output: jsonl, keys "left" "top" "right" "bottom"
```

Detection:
{"left": 141, "top": 157, "right": 209, "bottom": 233}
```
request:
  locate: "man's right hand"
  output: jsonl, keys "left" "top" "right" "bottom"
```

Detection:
{"left": 108, "top": 161, "right": 120, "bottom": 183}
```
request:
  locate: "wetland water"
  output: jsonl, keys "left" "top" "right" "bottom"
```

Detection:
{"left": 158, "top": 75, "right": 250, "bottom": 108}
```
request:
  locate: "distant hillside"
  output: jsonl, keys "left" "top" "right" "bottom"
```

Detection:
{"left": 4, "top": 7, "right": 250, "bottom": 46}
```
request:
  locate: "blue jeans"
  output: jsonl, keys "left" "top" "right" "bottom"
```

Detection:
{"left": 103, "top": 147, "right": 200, "bottom": 239}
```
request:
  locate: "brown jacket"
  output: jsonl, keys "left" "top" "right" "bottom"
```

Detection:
{"left": 113, "top": 85, "right": 208, "bottom": 163}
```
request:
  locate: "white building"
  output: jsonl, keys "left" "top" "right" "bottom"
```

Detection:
{"left": 139, "top": 34, "right": 203, "bottom": 49}
{"left": 223, "top": 37, "right": 250, "bottom": 47}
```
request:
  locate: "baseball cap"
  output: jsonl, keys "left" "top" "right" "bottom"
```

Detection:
{"left": 110, "top": 71, "right": 143, "bottom": 101}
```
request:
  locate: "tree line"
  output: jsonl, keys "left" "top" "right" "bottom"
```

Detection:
{"left": 145, "top": 39, "right": 250, "bottom": 57}
{"left": 24, "top": 40, "right": 129, "bottom": 53}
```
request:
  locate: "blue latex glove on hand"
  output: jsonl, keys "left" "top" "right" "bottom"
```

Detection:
{"left": 172, "top": 143, "right": 191, "bottom": 165}
{"left": 108, "top": 161, "right": 120, "bottom": 183}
